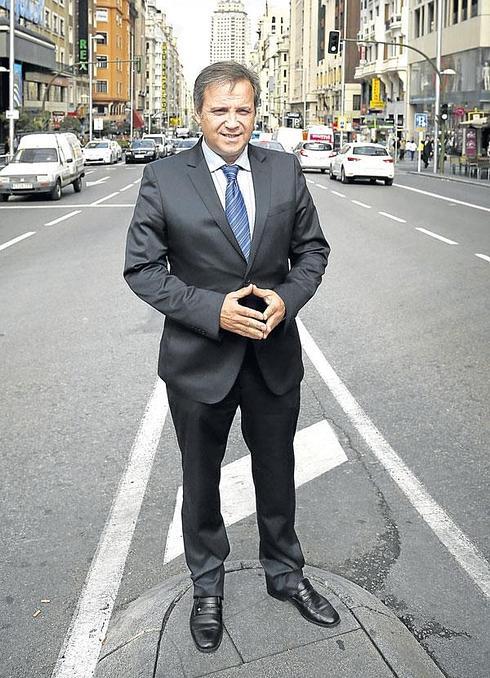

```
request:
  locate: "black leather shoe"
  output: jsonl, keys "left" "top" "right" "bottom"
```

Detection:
{"left": 189, "top": 596, "right": 223, "bottom": 653}
{"left": 269, "top": 578, "right": 340, "bottom": 628}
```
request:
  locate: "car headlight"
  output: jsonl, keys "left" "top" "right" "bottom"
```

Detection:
{"left": 0, "top": 176, "right": 10, "bottom": 184}
{"left": 37, "top": 175, "right": 51, "bottom": 182}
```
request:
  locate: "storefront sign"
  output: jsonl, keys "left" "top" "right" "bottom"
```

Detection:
{"left": 465, "top": 128, "right": 477, "bottom": 158}
{"left": 370, "top": 78, "right": 384, "bottom": 109}
{"left": 78, "top": 0, "right": 88, "bottom": 73}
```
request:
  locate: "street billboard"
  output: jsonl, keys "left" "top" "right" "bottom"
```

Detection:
{"left": 77, "top": 0, "right": 88, "bottom": 74}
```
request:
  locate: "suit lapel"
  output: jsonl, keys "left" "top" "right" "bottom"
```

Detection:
{"left": 247, "top": 145, "right": 271, "bottom": 273}
{"left": 186, "top": 142, "right": 244, "bottom": 259}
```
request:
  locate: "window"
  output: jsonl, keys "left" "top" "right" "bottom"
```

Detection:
{"left": 96, "top": 56, "right": 108, "bottom": 68}
{"left": 471, "top": 0, "right": 478, "bottom": 16}
{"left": 452, "top": 0, "right": 458, "bottom": 23}
{"left": 96, "top": 8, "right": 108, "bottom": 22}
{"left": 60, "top": 18, "right": 64, "bottom": 36}
{"left": 461, "top": 0, "right": 468, "bottom": 19}
{"left": 44, "top": 9, "right": 50, "bottom": 29}
{"left": 96, "top": 32, "right": 108, "bottom": 45}
{"left": 96, "top": 81, "right": 108, "bottom": 93}
{"left": 53, "top": 14, "right": 58, "bottom": 33}
{"left": 428, "top": 1, "right": 434, "bottom": 31}
{"left": 353, "top": 94, "right": 361, "bottom": 109}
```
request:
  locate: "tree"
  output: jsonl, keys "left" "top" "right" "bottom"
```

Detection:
{"left": 60, "top": 117, "right": 82, "bottom": 133}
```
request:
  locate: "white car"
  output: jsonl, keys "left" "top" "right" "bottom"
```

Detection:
{"left": 83, "top": 140, "right": 115, "bottom": 165}
{"left": 293, "top": 141, "right": 334, "bottom": 173}
{"left": 110, "top": 140, "right": 123, "bottom": 162}
{"left": 330, "top": 142, "right": 394, "bottom": 185}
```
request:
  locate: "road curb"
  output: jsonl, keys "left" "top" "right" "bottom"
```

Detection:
{"left": 94, "top": 561, "right": 445, "bottom": 678}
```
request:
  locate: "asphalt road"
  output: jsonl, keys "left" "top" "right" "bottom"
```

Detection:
{"left": 0, "top": 160, "right": 488, "bottom": 678}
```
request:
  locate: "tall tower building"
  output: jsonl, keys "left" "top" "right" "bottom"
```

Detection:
{"left": 210, "top": 0, "right": 250, "bottom": 65}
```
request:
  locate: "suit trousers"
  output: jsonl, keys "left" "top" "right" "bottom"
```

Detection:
{"left": 167, "top": 342, "right": 305, "bottom": 598}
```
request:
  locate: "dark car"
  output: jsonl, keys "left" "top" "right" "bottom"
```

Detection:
{"left": 172, "top": 138, "right": 199, "bottom": 155}
{"left": 125, "top": 139, "right": 158, "bottom": 164}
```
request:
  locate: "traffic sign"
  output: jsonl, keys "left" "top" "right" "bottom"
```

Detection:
{"left": 6, "top": 109, "right": 19, "bottom": 120}
{"left": 415, "top": 113, "right": 428, "bottom": 131}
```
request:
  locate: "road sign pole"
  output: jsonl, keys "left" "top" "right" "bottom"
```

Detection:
{"left": 417, "top": 131, "right": 422, "bottom": 173}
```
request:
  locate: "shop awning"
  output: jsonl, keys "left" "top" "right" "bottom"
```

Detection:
{"left": 133, "top": 110, "right": 145, "bottom": 129}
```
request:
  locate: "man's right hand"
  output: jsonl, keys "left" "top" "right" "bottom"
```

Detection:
{"left": 219, "top": 284, "right": 266, "bottom": 339}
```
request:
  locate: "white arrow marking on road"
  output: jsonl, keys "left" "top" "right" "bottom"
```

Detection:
{"left": 163, "top": 420, "right": 348, "bottom": 565}
{"left": 86, "top": 176, "right": 110, "bottom": 186}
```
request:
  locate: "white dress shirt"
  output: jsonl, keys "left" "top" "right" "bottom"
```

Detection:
{"left": 201, "top": 139, "right": 256, "bottom": 236}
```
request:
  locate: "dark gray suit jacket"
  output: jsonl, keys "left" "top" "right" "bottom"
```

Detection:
{"left": 124, "top": 140, "right": 330, "bottom": 404}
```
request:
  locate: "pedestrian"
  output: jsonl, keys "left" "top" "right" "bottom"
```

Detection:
{"left": 422, "top": 138, "right": 433, "bottom": 168}
{"left": 398, "top": 138, "right": 406, "bottom": 161}
{"left": 124, "top": 61, "right": 338, "bottom": 654}
{"left": 407, "top": 139, "right": 416, "bottom": 161}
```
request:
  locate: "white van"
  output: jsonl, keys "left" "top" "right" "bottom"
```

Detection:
{"left": 0, "top": 132, "right": 84, "bottom": 201}
{"left": 142, "top": 134, "right": 166, "bottom": 158}
{"left": 272, "top": 127, "right": 304, "bottom": 153}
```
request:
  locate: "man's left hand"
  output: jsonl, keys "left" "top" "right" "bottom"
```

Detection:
{"left": 252, "top": 285, "right": 285, "bottom": 339}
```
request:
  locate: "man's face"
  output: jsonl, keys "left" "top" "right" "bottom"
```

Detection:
{"left": 195, "top": 79, "right": 255, "bottom": 163}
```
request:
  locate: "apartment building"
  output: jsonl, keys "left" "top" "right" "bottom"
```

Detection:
{"left": 354, "top": 0, "right": 408, "bottom": 142}
{"left": 210, "top": 0, "right": 250, "bottom": 66}
{"left": 255, "top": 3, "right": 289, "bottom": 130}
{"left": 288, "top": 0, "right": 320, "bottom": 126}
{"left": 317, "top": 0, "right": 361, "bottom": 133}
{"left": 408, "top": 0, "right": 489, "bottom": 154}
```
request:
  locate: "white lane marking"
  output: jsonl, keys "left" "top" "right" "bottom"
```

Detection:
{"left": 132, "top": 178, "right": 142, "bottom": 185}
{"left": 85, "top": 170, "right": 95, "bottom": 175}
{"left": 395, "top": 183, "right": 490, "bottom": 213}
{"left": 119, "top": 183, "right": 135, "bottom": 192}
{"left": 315, "top": 184, "right": 328, "bottom": 190}
{"left": 331, "top": 190, "right": 346, "bottom": 198}
{"left": 378, "top": 211, "right": 406, "bottom": 223}
{"left": 297, "top": 319, "right": 490, "bottom": 599}
{"left": 44, "top": 210, "right": 82, "bottom": 226}
{"left": 0, "top": 231, "right": 36, "bottom": 252}
{"left": 475, "top": 253, "right": 490, "bottom": 263}
{"left": 86, "top": 176, "right": 109, "bottom": 187}
{"left": 163, "top": 420, "right": 348, "bottom": 564}
{"left": 0, "top": 204, "right": 134, "bottom": 209}
{"left": 90, "top": 192, "right": 121, "bottom": 206}
{"left": 306, "top": 178, "right": 315, "bottom": 184}
{"left": 351, "top": 199, "right": 371, "bottom": 209}
{"left": 51, "top": 379, "right": 168, "bottom": 678}
{"left": 416, "top": 227, "right": 458, "bottom": 245}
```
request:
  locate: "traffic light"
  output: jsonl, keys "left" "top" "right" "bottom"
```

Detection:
{"left": 327, "top": 30, "right": 341, "bottom": 54}
{"left": 440, "top": 103, "right": 448, "bottom": 121}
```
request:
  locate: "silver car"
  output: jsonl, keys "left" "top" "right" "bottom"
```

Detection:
{"left": 293, "top": 141, "right": 334, "bottom": 173}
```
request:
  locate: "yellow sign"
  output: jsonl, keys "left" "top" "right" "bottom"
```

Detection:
{"left": 369, "top": 78, "right": 384, "bottom": 109}
{"left": 161, "top": 42, "right": 167, "bottom": 113}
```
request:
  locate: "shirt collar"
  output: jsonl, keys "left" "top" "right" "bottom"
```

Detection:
{"left": 202, "top": 138, "right": 251, "bottom": 173}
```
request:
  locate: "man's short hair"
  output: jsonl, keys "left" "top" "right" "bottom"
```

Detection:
{"left": 194, "top": 61, "right": 260, "bottom": 113}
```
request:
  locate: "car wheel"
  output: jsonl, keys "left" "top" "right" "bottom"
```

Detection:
{"left": 341, "top": 167, "right": 350, "bottom": 184}
{"left": 329, "top": 168, "right": 336, "bottom": 180}
{"left": 369, "top": 178, "right": 376, "bottom": 184}
{"left": 50, "top": 180, "right": 62, "bottom": 201}
{"left": 72, "top": 176, "right": 82, "bottom": 193}
{"left": 384, "top": 178, "right": 393, "bottom": 186}
{"left": 321, "top": 168, "right": 326, "bottom": 173}
{"left": 1, "top": 194, "right": 9, "bottom": 202}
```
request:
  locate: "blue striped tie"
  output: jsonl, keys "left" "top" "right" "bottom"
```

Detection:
{"left": 221, "top": 164, "right": 251, "bottom": 260}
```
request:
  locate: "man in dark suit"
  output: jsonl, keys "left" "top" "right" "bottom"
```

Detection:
{"left": 124, "top": 61, "right": 339, "bottom": 653}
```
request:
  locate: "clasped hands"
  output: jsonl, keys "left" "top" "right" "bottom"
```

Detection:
{"left": 219, "top": 284, "right": 285, "bottom": 340}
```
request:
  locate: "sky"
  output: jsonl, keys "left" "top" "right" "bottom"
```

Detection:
{"left": 157, "top": 0, "right": 290, "bottom": 85}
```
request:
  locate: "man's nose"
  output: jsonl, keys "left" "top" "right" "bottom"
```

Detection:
{"left": 224, "top": 113, "right": 239, "bottom": 127}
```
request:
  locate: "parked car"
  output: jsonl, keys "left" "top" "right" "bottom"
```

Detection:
{"left": 0, "top": 132, "right": 84, "bottom": 201}
{"left": 330, "top": 142, "right": 395, "bottom": 185}
{"left": 250, "top": 140, "right": 286, "bottom": 152}
{"left": 125, "top": 139, "right": 158, "bottom": 163}
{"left": 142, "top": 134, "right": 166, "bottom": 158}
{"left": 83, "top": 140, "right": 116, "bottom": 165}
{"left": 172, "top": 138, "right": 199, "bottom": 155}
{"left": 293, "top": 141, "right": 334, "bottom": 173}
{"left": 110, "top": 140, "right": 123, "bottom": 162}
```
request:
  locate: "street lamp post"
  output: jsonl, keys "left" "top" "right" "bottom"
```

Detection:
{"left": 8, "top": 0, "right": 15, "bottom": 156}
{"left": 433, "top": 0, "right": 443, "bottom": 174}
{"left": 88, "top": 34, "right": 104, "bottom": 142}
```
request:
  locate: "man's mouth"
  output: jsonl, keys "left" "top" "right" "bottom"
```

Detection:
{"left": 221, "top": 133, "right": 241, "bottom": 140}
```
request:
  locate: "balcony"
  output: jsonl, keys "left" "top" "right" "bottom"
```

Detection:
{"left": 386, "top": 14, "right": 403, "bottom": 31}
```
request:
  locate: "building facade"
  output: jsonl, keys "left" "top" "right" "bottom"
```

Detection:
{"left": 408, "top": 0, "right": 490, "bottom": 156}
{"left": 210, "top": 0, "right": 250, "bottom": 65}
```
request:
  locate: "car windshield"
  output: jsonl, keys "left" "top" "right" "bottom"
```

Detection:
{"left": 13, "top": 148, "right": 59, "bottom": 163}
{"left": 251, "top": 140, "right": 285, "bottom": 151}
{"left": 86, "top": 142, "right": 109, "bottom": 149}
{"left": 303, "top": 142, "right": 332, "bottom": 151}
{"left": 352, "top": 146, "right": 389, "bottom": 156}
{"left": 144, "top": 137, "right": 162, "bottom": 143}
{"left": 176, "top": 139, "right": 198, "bottom": 148}
{"left": 132, "top": 140, "right": 155, "bottom": 148}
